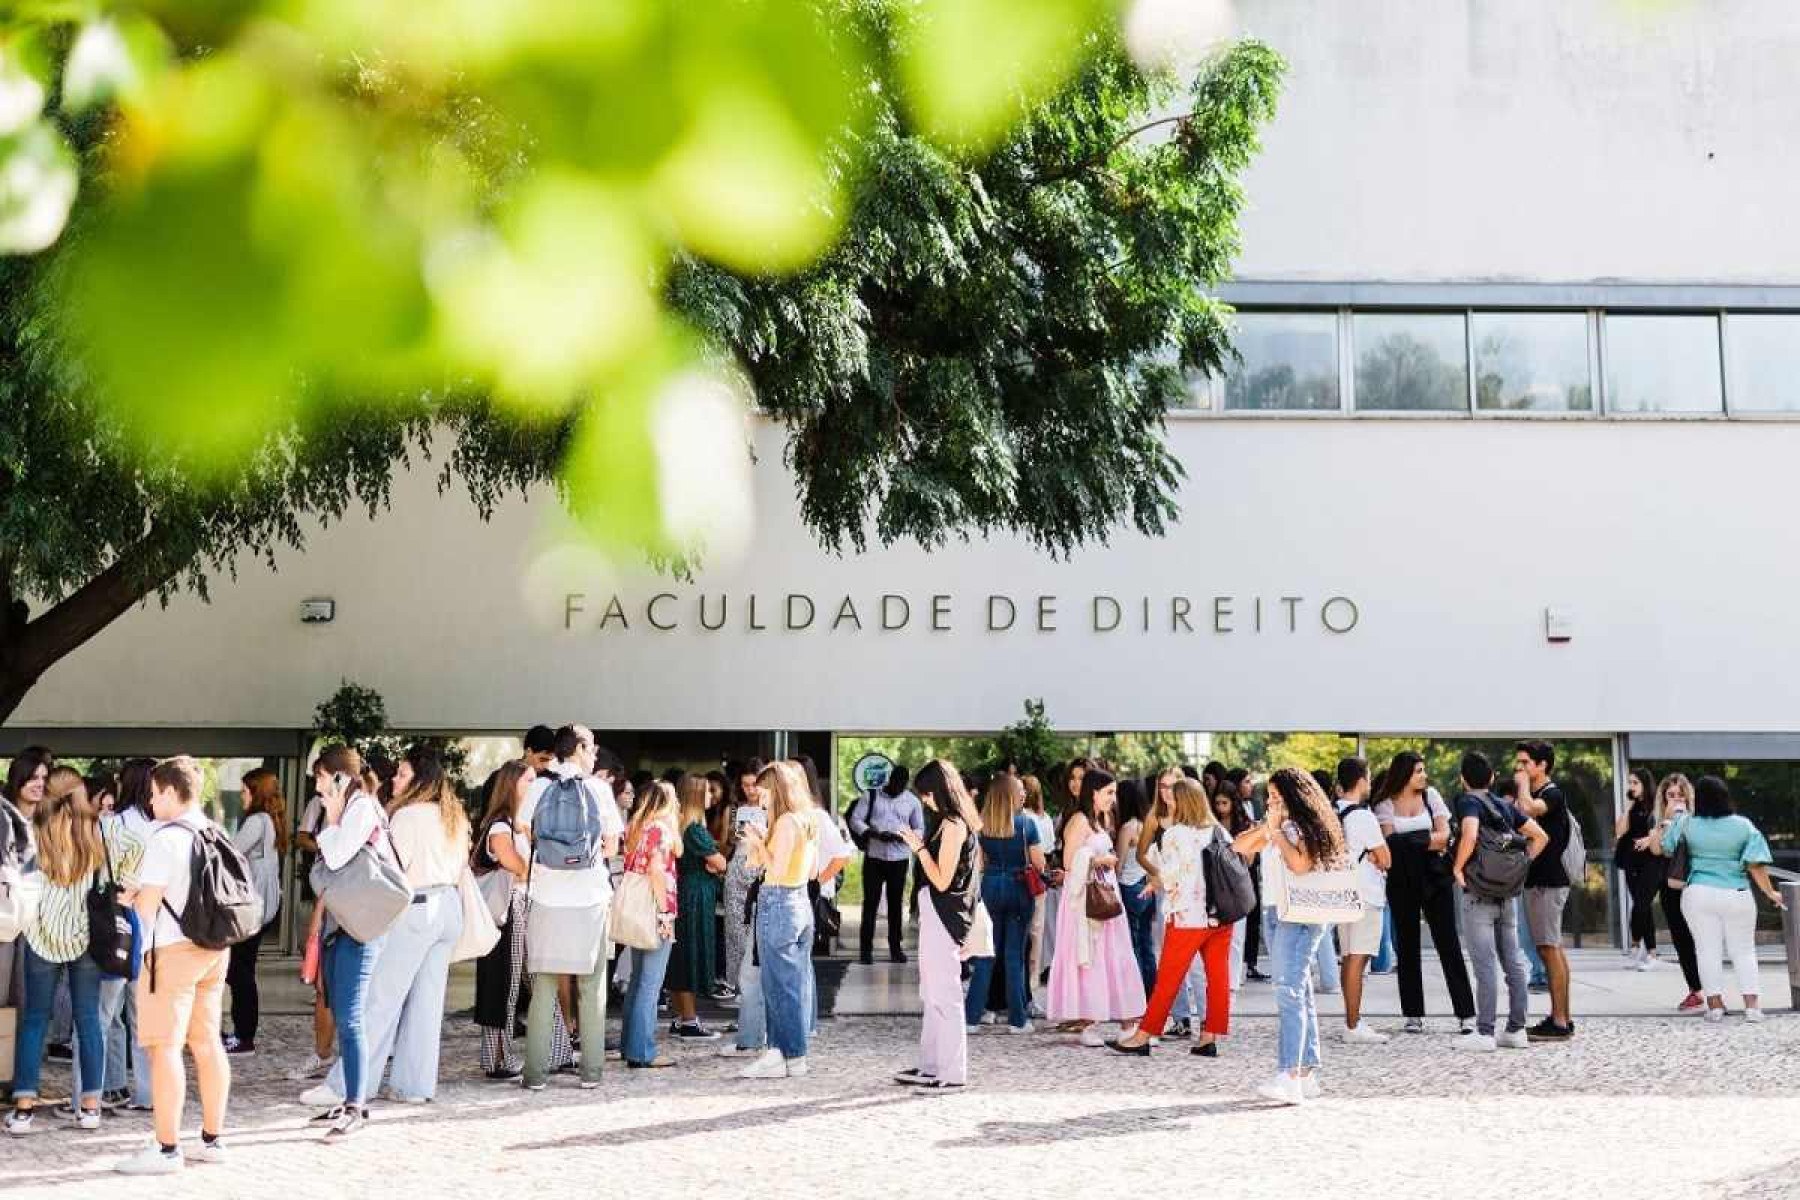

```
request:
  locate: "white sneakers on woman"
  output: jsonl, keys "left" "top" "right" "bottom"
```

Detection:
{"left": 739, "top": 1049, "right": 807, "bottom": 1079}
{"left": 1341, "top": 1023, "right": 1389, "bottom": 1045}
{"left": 1078, "top": 1027, "right": 1105, "bottom": 1047}
{"left": 1256, "top": 1074, "right": 1304, "bottom": 1106}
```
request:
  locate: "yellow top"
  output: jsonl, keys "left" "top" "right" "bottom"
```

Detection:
{"left": 764, "top": 811, "right": 819, "bottom": 887}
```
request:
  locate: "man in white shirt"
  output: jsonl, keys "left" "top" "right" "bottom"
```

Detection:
{"left": 516, "top": 725, "right": 621, "bottom": 1091}
{"left": 116, "top": 757, "right": 231, "bottom": 1176}
{"left": 1333, "top": 758, "right": 1392, "bottom": 1045}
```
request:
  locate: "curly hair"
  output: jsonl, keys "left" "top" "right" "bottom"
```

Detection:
{"left": 1267, "top": 766, "right": 1345, "bottom": 866}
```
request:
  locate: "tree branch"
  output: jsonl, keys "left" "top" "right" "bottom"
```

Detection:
{"left": 1033, "top": 115, "right": 1190, "bottom": 187}
{"left": 10, "top": 525, "right": 195, "bottom": 684}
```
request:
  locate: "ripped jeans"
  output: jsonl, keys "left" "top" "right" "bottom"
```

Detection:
{"left": 1272, "top": 918, "right": 1326, "bottom": 1073}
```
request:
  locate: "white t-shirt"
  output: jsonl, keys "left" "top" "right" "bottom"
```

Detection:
{"left": 1375, "top": 787, "right": 1449, "bottom": 836}
{"left": 518, "top": 765, "right": 623, "bottom": 909}
{"left": 140, "top": 807, "right": 213, "bottom": 948}
{"left": 814, "top": 810, "right": 851, "bottom": 897}
{"left": 1338, "top": 803, "right": 1388, "bottom": 908}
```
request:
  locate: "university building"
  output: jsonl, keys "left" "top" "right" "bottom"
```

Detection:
{"left": 8, "top": 0, "right": 1800, "bottom": 944}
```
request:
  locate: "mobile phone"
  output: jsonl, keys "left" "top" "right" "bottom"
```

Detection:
{"left": 332, "top": 772, "right": 353, "bottom": 793}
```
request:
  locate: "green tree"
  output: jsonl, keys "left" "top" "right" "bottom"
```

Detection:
{"left": 994, "top": 699, "right": 1062, "bottom": 775}
{"left": 0, "top": 4, "right": 1283, "bottom": 724}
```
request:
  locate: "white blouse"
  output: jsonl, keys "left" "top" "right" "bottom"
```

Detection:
{"left": 1152, "top": 824, "right": 1221, "bottom": 929}
{"left": 315, "top": 792, "right": 397, "bottom": 871}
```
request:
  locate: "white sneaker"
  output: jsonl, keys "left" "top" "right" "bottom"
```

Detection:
{"left": 287, "top": 1053, "right": 336, "bottom": 1082}
{"left": 739, "top": 1049, "right": 790, "bottom": 1079}
{"left": 1079, "top": 1027, "right": 1105, "bottom": 1047}
{"left": 1453, "top": 1032, "right": 1497, "bottom": 1053}
{"left": 1300, "top": 1073, "right": 1322, "bottom": 1099}
{"left": 784, "top": 1057, "right": 809, "bottom": 1078}
{"left": 1402, "top": 1017, "right": 1425, "bottom": 1034}
{"left": 1703, "top": 1007, "right": 1725, "bottom": 1024}
{"left": 965, "top": 1024, "right": 983, "bottom": 1034}
{"left": 3, "top": 1109, "right": 35, "bottom": 1136}
{"left": 1028, "top": 1003, "right": 1046, "bottom": 1020}
{"left": 1745, "top": 1007, "right": 1766, "bottom": 1024}
{"left": 1634, "top": 955, "right": 1655, "bottom": 972}
{"left": 1458, "top": 1017, "right": 1477, "bottom": 1035}
{"left": 979, "top": 1011, "right": 999, "bottom": 1025}
{"left": 1496, "top": 1029, "right": 1531, "bottom": 1049}
{"left": 299, "top": 1083, "right": 342, "bottom": 1108}
{"left": 114, "top": 1144, "right": 184, "bottom": 1175}
{"left": 718, "top": 1043, "right": 762, "bottom": 1058}
{"left": 1341, "top": 1023, "right": 1389, "bottom": 1045}
{"left": 192, "top": 1138, "right": 228, "bottom": 1163}
{"left": 1255, "top": 1074, "right": 1304, "bottom": 1106}
{"left": 75, "top": 1107, "right": 102, "bottom": 1132}
{"left": 1006, "top": 1021, "right": 1034, "bottom": 1035}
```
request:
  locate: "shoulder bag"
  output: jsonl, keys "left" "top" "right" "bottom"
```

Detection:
{"left": 1267, "top": 844, "right": 1365, "bottom": 926}
{"left": 451, "top": 866, "right": 503, "bottom": 962}
{"left": 472, "top": 816, "right": 516, "bottom": 924}
{"left": 1084, "top": 867, "right": 1123, "bottom": 921}
{"left": 87, "top": 833, "right": 141, "bottom": 979}
{"left": 607, "top": 827, "right": 663, "bottom": 951}
{"left": 1666, "top": 814, "right": 1692, "bottom": 891}
{"left": 308, "top": 797, "right": 413, "bottom": 943}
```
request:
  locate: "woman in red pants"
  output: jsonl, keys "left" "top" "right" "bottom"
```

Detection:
{"left": 1105, "top": 777, "right": 1261, "bottom": 1057}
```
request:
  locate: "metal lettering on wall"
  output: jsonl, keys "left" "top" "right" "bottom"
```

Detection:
{"left": 562, "top": 593, "right": 1360, "bottom": 635}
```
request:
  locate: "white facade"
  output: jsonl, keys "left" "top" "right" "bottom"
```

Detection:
{"left": 14, "top": 0, "right": 1800, "bottom": 738}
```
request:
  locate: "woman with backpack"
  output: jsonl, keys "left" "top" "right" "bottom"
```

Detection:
{"left": 893, "top": 759, "right": 980, "bottom": 1088}
{"left": 222, "top": 768, "right": 285, "bottom": 1056}
{"left": 619, "top": 781, "right": 682, "bottom": 1068}
{"left": 1106, "top": 777, "right": 1260, "bottom": 1059}
{"left": 5, "top": 769, "right": 143, "bottom": 1135}
{"left": 1659, "top": 775, "right": 1785, "bottom": 1023}
{"left": 961, "top": 773, "right": 1046, "bottom": 1035}
{"left": 302, "top": 745, "right": 403, "bottom": 1138}
{"left": 1045, "top": 768, "right": 1146, "bottom": 1046}
{"left": 1373, "top": 751, "right": 1476, "bottom": 1035}
{"left": 1642, "top": 773, "right": 1705, "bottom": 1012}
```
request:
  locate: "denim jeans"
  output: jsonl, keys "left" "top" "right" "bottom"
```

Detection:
{"left": 1272, "top": 919, "right": 1326, "bottom": 1073}
{"left": 1372, "top": 906, "right": 1396, "bottom": 973}
{"left": 323, "top": 931, "right": 382, "bottom": 1106}
{"left": 15, "top": 944, "right": 106, "bottom": 1101}
{"left": 621, "top": 937, "right": 675, "bottom": 1065}
{"left": 755, "top": 884, "right": 814, "bottom": 1060}
{"left": 734, "top": 950, "right": 765, "bottom": 1051}
{"left": 70, "top": 974, "right": 129, "bottom": 1098}
{"left": 325, "top": 888, "right": 462, "bottom": 1102}
{"left": 1119, "top": 877, "right": 1158, "bottom": 998}
{"left": 1461, "top": 893, "right": 1528, "bottom": 1035}
{"left": 1262, "top": 898, "right": 1341, "bottom": 994}
{"left": 1520, "top": 895, "right": 1547, "bottom": 984}
{"left": 964, "top": 877, "right": 1032, "bottom": 1028}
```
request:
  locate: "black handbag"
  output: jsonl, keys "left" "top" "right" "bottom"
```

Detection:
{"left": 88, "top": 832, "right": 139, "bottom": 980}
{"left": 1667, "top": 826, "right": 1692, "bottom": 891}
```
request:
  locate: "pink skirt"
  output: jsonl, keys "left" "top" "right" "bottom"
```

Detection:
{"left": 1046, "top": 891, "right": 1148, "bottom": 1022}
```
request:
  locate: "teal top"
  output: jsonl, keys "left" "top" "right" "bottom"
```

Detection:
{"left": 1662, "top": 813, "right": 1771, "bottom": 891}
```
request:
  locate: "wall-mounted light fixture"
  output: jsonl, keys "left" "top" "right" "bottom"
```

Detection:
{"left": 300, "top": 598, "right": 336, "bottom": 625}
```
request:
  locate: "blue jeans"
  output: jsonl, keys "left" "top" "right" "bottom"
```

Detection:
{"left": 16, "top": 944, "right": 106, "bottom": 1102}
{"left": 1120, "top": 878, "right": 1158, "bottom": 997}
{"left": 70, "top": 974, "right": 129, "bottom": 1097}
{"left": 735, "top": 951, "right": 765, "bottom": 1051}
{"left": 1272, "top": 919, "right": 1326, "bottom": 1073}
{"left": 622, "top": 937, "right": 675, "bottom": 1065}
{"left": 965, "top": 877, "right": 1032, "bottom": 1028}
{"left": 325, "top": 889, "right": 461, "bottom": 1102}
{"left": 1372, "top": 907, "right": 1396, "bottom": 973}
{"left": 323, "top": 931, "right": 383, "bottom": 1106}
{"left": 1520, "top": 896, "right": 1547, "bottom": 984}
{"left": 755, "top": 885, "right": 813, "bottom": 1060}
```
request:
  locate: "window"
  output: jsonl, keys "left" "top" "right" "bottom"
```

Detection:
{"left": 1472, "top": 312, "right": 1592, "bottom": 412}
{"left": 1604, "top": 315, "right": 1723, "bottom": 414}
{"left": 1352, "top": 313, "right": 1468, "bottom": 412}
{"left": 1220, "top": 311, "right": 1340, "bottom": 411}
{"left": 1727, "top": 314, "right": 1800, "bottom": 413}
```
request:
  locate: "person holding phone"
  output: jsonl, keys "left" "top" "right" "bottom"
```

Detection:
{"left": 850, "top": 764, "right": 924, "bottom": 966}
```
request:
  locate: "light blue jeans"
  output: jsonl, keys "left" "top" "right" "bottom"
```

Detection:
{"left": 755, "top": 885, "right": 813, "bottom": 1060}
{"left": 1262, "top": 899, "right": 1341, "bottom": 994}
{"left": 1520, "top": 896, "right": 1548, "bottom": 984}
{"left": 735, "top": 951, "right": 765, "bottom": 1051}
{"left": 325, "top": 888, "right": 462, "bottom": 1101}
{"left": 1372, "top": 906, "right": 1397, "bottom": 973}
{"left": 1273, "top": 919, "right": 1326, "bottom": 1073}
{"left": 621, "top": 937, "right": 674, "bottom": 1065}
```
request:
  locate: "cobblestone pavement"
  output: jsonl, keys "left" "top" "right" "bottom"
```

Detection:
{"left": 5, "top": 1012, "right": 1799, "bottom": 1200}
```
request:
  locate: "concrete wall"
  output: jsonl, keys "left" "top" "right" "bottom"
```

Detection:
{"left": 16, "top": 417, "right": 1800, "bottom": 735}
{"left": 1231, "top": 0, "right": 1800, "bottom": 283}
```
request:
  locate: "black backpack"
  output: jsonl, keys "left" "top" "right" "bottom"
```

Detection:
{"left": 159, "top": 824, "right": 263, "bottom": 952}
{"left": 87, "top": 827, "right": 140, "bottom": 980}
{"left": 1202, "top": 827, "right": 1256, "bottom": 925}
{"left": 1460, "top": 792, "right": 1531, "bottom": 902}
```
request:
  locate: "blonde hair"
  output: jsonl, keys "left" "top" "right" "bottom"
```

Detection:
{"left": 759, "top": 761, "right": 815, "bottom": 827}
{"left": 981, "top": 774, "right": 1024, "bottom": 839}
{"left": 1021, "top": 774, "right": 1046, "bottom": 814}
{"left": 627, "top": 780, "right": 680, "bottom": 855}
{"left": 1171, "top": 778, "right": 1215, "bottom": 829}
{"left": 1655, "top": 773, "right": 1693, "bottom": 821}
{"left": 676, "top": 774, "right": 711, "bottom": 832}
{"left": 36, "top": 768, "right": 103, "bottom": 886}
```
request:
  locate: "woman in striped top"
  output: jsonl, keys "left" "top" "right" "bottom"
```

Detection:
{"left": 6, "top": 769, "right": 142, "bottom": 1136}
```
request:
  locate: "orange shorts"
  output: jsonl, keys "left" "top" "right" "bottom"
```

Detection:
{"left": 136, "top": 941, "right": 229, "bottom": 1050}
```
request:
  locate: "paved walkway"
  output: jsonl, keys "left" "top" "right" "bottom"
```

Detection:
{"left": 7, "top": 1009, "right": 1798, "bottom": 1200}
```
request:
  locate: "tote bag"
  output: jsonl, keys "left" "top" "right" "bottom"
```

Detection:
{"left": 451, "top": 867, "right": 502, "bottom": 962}
{"left": 308, "top": 804, "right": 413, "bottom": 943}
{"left": 1267, "top": 848, "right": 1365, "bottom": 926}
{"left": 608, "top": 871, "right": 661, "bottom": 951}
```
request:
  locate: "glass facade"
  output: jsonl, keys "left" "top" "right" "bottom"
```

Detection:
{"left": 1353, "top": 312, "right": 1469, "bottom": 411}
{"left": 1726, "top": 314, "right": 1800, "bottom": 413}
{"left": 1603, "top": 314, "right": 1724, "bottom": 414}
{"left": 1222, "top": 311, "right": 1341, "bottom": 411}
{"left": 1473, "top": 312, "right": 1593, "bottom": 412}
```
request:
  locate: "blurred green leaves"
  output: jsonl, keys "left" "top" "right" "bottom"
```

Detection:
{"left": 0, "top": 120, "right": 75, "bottom": 252}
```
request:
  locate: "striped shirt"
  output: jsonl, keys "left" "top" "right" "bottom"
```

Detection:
{"left": 25, "top": 816, "right": 146, "bottom": 963}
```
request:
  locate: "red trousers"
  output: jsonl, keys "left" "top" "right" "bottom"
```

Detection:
{"left": 1140, "top": 923, "right": 1233, "bottom": 1037}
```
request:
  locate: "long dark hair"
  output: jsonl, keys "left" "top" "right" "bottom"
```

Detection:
{"left": 1115, "top": 777, "right": 1148, "bottom": 827}
{"left": 1067, "top": 766, "right": 1117, "bottom": 839}
{"left": 1267, "top": 766, "right": 1345, "bottom": 865}
{"left": 730, "top": 757, "right": 766, "bottom": 809}
{"left": 4, "top": 747, "right": 53, "bottom": 806}
{"left": 1373, "top": 751, "right": 1425, "bottom": 806}
{"left": 1628, "top": 767, "right": 1656, "bottom": 814}
{"left": 913, "top": 759, "right": 975, "bottom": 841}
{"left": 116, "top": 757, "right": 157, "bottom": 820}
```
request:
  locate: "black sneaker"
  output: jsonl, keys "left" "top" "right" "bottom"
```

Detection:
{"left": 484, "top": 1068, "right": 523, "bottom": 1081}
{"left": 1526, "top": 1019, "right": 1573, "bottom": 1042}
{"left": 889, "top": 951, "right": 908, "bottom": 965}
{"left": 672, "top": 1022, "right": 720, "bottom": 1041}
{"left": 858, "top": 954, "right": 875, "bottom": 966}
{"left": 323, "top": 1106, "right": 367, "bottom": 1139}
{"left": 222, "top": 1036, "right": 256, "bottom": 1056}
{"left": 1166, "top": 1020, "right": 1192, "bottom": 1039}
{"left": 1244, "top": 967, "right": 1271, "bottom": 982}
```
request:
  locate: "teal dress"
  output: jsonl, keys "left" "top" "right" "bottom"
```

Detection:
{"left": 670, "top": 821, "right": 720, "bottom": 993}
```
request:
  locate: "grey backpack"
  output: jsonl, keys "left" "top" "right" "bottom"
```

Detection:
{"left": 532, "top": 775, "right": 603, "bottom": 872}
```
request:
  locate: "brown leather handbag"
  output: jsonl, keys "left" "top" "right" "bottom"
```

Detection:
{"left": 1084, "top": 869, "right": 1122, "bottom": 920}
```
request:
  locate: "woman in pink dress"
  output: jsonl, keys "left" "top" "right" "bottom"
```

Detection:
{"left": 1047, "top": 768, "right": 1147, "bottom": 1045}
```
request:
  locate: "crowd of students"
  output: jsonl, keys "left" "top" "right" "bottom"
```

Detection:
{"left": 0, "top": 733, "right": 1787, "bottom": 1170}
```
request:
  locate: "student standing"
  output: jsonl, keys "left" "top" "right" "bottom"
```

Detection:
{"left": 1020, "top": 774, "right": 1056, "bottom": 1012}
{"left": 619, "top": 782, "right": 681, "bottom": 1068}
{"left": 1615, "top": 768, "right": 1661, "bottom": 969}
{"left": 738, "top": 761, "right": 819, "bottom": 1080}
{"left": 1113, "top": 780, "right": 1158, "bottom": 998}
{"left": 113, "top": 758, "right": 233, "bottom": 1173}
{"left": 223, "top": 768, "right": 285, "bottom": 1056}
{"left": 720, "top": 758, "right": 767, "bottom": 990}
{"left": 894, "top": 760, "right": 980, "bottom": 1089}
{"left": 1374, "top": 752, "right": 1475, "bottom": 1034}
{"left": 962, "top": 774, "right": 1045, "bottom": 1034}
{"left": 668, "top": 775, "right": 726, "bottom": 1040}
{"left": 1449, "top": 753, "right": 1548, "bottom": 1052}
{"left": 1333, "top": 758, "right": 1392, "bottom": 1045}
{"left": 849, "top": 764, "right": 924, "bottom": 965}
{"left": 1516, "top": 741, "right": 1576, "bottom": 1041}
{"left": 1045, "top": 768, "right": 1146, "bottom": 1046}
{"left": 1660, "top": 775, "right": 1785, "bottom": 1022}
{"left": 1643, "top": 774, "right": 1704, "bottom": 1011}
{"left": 518, "top": 726, "right": 622, "bottom": 1091}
